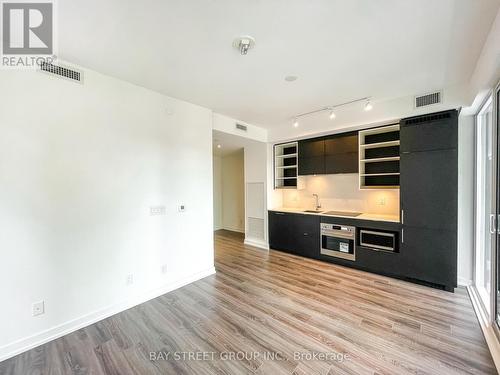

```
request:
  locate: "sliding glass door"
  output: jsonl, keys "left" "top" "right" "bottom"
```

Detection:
{"left": 496, "top": 84, "right": 500, "bottom": 326}
{"left": 475, "top": 96, "right": 494, "bottom": 314}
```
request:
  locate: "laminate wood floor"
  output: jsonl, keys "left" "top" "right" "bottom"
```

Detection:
{"left": 1, "top": 230, "right": 496, "bottom": 374}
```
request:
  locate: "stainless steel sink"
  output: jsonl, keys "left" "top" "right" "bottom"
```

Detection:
{"left": 303, "top": 210, "right": 324, "bottom": 213}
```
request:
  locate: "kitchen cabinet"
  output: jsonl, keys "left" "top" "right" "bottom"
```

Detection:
{"left": 400, "top": 148, "right": 457, "bottom": 231}
{"left": 298, "top": 133, "right": 358, "bottom": 176}
{"left": 399, "top": 110, "right": 458, "bottom": 291}
{"left": 269, "top": 211, "right": 295, "bottom": 252}
{"left": 324, "top": 132, "right": 358, "bottom": 174}
{"left": 298, "top": 138, "right": 325, "bottom": 175}
{"left": 268, "top": 211, "right": 320, "bottom": 258}
{"left": 400, "top": 226, "right": 457, "bottom": 291}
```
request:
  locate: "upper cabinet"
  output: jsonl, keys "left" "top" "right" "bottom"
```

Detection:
{"left": 274, "top": 142, "right": 298, "bottom": 189}
{"left": 298, "top": 138, "right": 325, "bottom": 175}
{"left": 298, "top": 132, "right": 358, "bottom": 176}
{"left": 324, "top": 132, "right": 358, "bottom": 174}
{"left": 359, "top": 125, "right": 400, "bottom": 189}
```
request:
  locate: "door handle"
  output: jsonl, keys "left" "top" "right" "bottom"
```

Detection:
{"left": 490, "top": 214, "right": 496, "bottom": 234}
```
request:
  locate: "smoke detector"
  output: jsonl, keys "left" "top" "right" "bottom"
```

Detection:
{"left": 233, "top": 35, "right": 256, "bottom": 55}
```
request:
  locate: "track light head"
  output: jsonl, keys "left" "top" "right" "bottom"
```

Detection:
{"left": 364, "top": 100, "right": 373, "bottom": 111}
{"left": 293, "top": 118, "right": 299, "bottom": 128}
{"left": 329, "top": 110, "right": 336, "bottom": 120}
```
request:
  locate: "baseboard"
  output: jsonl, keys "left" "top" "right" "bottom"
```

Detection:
{"left": 0, "top": 266, "right": 216, "bottom": 363}
{"left": 467, "top": 285, "right": 500, "bottom": 372}
{"left": 244, "top": 238, "right": 269, "bottom": 250}
{"left": 222, "top": 225, "right": 245, "bottom": 233}
{"left": 458, "top": 277, "right": 472, "bottom": 286}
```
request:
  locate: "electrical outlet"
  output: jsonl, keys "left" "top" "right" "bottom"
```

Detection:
{"left": 150, "top": 206, "right": 166, "bottom": 216}
{"left": 32, "top": 301, "right": 45, "bottom": 317}
{"left": 126, "top": 274, "right": 134, "bottom": 286}
{"left": 161, "top": 264, "right": 168, "bottom": 274}
{"left": 378, "top": 197, "right": 387, "bottom": 206}
{"left": 178, "top": 205, "right": 186, "bottom": 212}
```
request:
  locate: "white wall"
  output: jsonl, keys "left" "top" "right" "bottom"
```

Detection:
{"left": 221, "top": 150, "right": 245, "bottom": 232}
{"left": 279, "top": 175, "right": 399, "bottom": 216}
{"left": 457, "top": 115, "right": 476, "bottom": 286}
{"left": 213, "top": 155, "right": 223, "bottom": 230}
{"left": 0, "top": 65, "right": 215, "bottom": 360}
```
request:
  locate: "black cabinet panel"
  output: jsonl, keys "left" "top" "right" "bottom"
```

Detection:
{"left": 298, "top": 156, "right": 325, "bottom": 175}
{"left": 295, "top": 214, "right": 320, "bottom": 259}
{"left": 269, "top": 211, "right": 319, "bottom": 258}
{"left": 325, "top": 153, "right": 358, "bottom": 174}
{"left": 401, "top": 226, "right": 457, "bottom": 290}
{"left": 298, "top": 138, "right": 325, "bottom": 175}
{"left": 400, "top": 110, "right": 458, "bottom": 153}
{"left": 324, "top": 133, "right": 358, "bottom": 155}
{"left": 299, "top": 133, "right": 358, "bottom": 175}
{"left": 400, "top": 149, "right": 457, "bottom": 231}
{"left": 268, "top": 211, "right": 295, "bottom": 253}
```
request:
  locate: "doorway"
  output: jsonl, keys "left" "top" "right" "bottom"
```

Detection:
{"left": 475, "top": 95, "right": 494, "bottom": 313}
{"left": 213, "top": 140, "right": 245, "bottom": 234}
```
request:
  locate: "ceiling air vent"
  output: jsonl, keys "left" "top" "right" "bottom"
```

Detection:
{"left": 39, "top": 62, "right": 83, "bottom": 84}
{"left": 414, "top": 91, "right": 441, "bottom": 108}
{"left": 235, "top": 123, "right": 248, "bottom": 132}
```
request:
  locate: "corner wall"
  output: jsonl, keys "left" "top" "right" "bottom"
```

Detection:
{"left": 0, "top": 65, "right": 215, "bottom": 360}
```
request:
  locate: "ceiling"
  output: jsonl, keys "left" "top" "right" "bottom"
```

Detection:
{"left": 59, "top": 0, "right": 500, "bottom": 130}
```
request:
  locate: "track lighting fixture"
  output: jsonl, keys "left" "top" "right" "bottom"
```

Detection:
{"left": 291, "top": 97, "right": 372, "bottom": 127}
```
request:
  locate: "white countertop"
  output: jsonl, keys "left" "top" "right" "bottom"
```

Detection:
{"left": 269, "top": 207, "right": 400, "bottom": 223}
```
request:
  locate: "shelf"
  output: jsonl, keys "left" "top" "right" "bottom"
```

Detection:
{"left": 276, "top": 165, "right": 297, "bottom": 169}
{"left": 275, "top": 153, "right": 298, "bottom": 158}
{"left": 360, "top": 173, "right": 400, "bottom": 177}
{"left": 360, "top": 185, "right": 400, "bottom": 190}
{"left": 359, "top": 124, "right": 400, "bottom": 136}
{"left": 360, "top": 156, "right": 400, "bottom": 163}
{"left": 360, "top": 140, "right": 400, "bottom": 149}
{"left": 275, "top": 177, "right": 298, "bottom": 180}
{"left": 274, "top": 142, "right": 298, "bottom": 189}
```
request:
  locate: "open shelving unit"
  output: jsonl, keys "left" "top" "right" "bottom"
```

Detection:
{"left": 359, "top": 124, "right": 400, "bottom": 189}
{"left": 274, "top": 142, "right": 298, "bottom": 189}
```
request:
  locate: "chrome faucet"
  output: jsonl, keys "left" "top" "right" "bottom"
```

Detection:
{"left": 313, "top": 194, "right": 321, "bottom": 211}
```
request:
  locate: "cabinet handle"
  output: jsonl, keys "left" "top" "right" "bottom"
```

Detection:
{"left": 303, "top": 232, "right": 309, "bottom": 236}
{"left": 401, "top": 229, "right": 404, "bottom": 244}
{"left": 401, "top": 209, "right": 404, "bottom": 224}
{"left": 490, "top": 214, "right": 496, "bottom": 234}
{"left": 274, "top": 212, "right": 285, "bottom": 215}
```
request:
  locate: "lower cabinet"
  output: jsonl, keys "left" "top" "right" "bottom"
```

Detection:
{"left": 268, "top": 211, "right": 320, "bottom": 258}
{"left": 400, "top": 226, "right": 457, "bottom": 291}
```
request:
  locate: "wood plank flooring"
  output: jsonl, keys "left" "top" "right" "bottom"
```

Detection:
{"left": 0, "top": 230, "right": 496, "bottom": 374}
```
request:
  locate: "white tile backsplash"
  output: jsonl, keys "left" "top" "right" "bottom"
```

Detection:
{"left": 282, "top": 174, "right": 399, "bottom": 215}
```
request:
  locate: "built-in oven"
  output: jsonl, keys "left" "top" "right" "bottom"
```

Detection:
{"left": 320, "top": 223, "right": 356, "bottom": 261}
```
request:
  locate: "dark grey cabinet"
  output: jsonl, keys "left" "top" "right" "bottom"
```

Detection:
{"left": 298, "top": 133, "right": 358, "bottom": 175}
{"left": 400, "top": 110, "right": 458, "bottom": 291}
{"left": 298, "top": 138, "right": 325, "bottom": 175}
{"left": 325, "top": 132, "right": 358, "bottom": 174}
{"left": 268, "top": 211, "right": 320, "bottom": 258}
{"left": 400, "top": 149, "right": 457, "bottom": 231}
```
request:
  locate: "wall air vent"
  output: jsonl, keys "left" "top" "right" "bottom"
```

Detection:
{"left": 414, "top": 91, "right": 441, "bottom": 108}
{"left": 235, "top": 123, "right": 248, "bottom": 132}
{"left": 39, "top": 62, "right": 83, "bottom": 84}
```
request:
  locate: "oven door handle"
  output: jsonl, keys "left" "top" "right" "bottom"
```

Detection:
{"left": 321, "top": 231, "right": 354, "bottom": 240}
